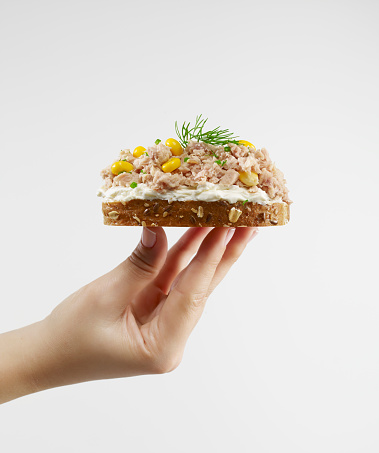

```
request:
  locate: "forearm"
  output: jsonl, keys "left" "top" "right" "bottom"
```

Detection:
{"left": 0, "top": 319, "right": 59, "bottom": 404}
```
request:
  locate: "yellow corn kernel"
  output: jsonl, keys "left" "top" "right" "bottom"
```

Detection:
{"left": 239, "top": 171, "right": 259, "bottom": 187}
{"left": 133, "top": 146, "right": 146, "bottom": 158}
{"left": 162, "top": 157, "right": 181, "bottom": 173}
{"left": 165, "top": 138, "right": 183, "bottom": 156}
{"left": 111, "top": 160, "right": 134, "bottom": 175}
{"left": 238, "top": 140, "right": 256, "bottom": 150}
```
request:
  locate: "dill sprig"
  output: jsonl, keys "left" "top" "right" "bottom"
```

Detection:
{"left": 175, "top": 115, "right": 239, "bottom": 148}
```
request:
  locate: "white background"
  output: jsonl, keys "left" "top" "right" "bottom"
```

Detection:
{"left": 1, "top": 0, "right": 378, "bottom": 451}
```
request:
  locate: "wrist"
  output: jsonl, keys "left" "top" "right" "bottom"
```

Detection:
{"left": 24, "top": 318, "right": 65, "bottom": 395}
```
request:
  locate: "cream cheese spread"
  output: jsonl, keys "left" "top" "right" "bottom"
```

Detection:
{"left": 97, "top": 182, "right": 282, "bottom": 205}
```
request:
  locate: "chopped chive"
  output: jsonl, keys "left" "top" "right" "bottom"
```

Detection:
{"left": 242, "top": 199, "right": 248, "bottom": 205}
{"left": 144, "top": 152, "right": 149, "bottom": 156}
{"left": 155, "top": 139, "right": 161, "bottom": 145}
{"left": 224, "top": 146, "right": 231, "bottom": 152}
{"left": 184, "top": 157, "right": 190, "bottom": 162}
{"left": 140, "top": 170, "right": 145, "bottom": 174}
{"left": 130, "top": 182, "right": 138, "bottom": 188}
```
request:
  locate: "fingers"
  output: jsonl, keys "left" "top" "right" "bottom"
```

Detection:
{"left": 206, "top": 227, "right": 258, "bottom": 296}
{"left": 158, "top": 228, "right": 235, "bottom": 346}
{"left": 154, "top": 227, "right": 213, "bottom": 294}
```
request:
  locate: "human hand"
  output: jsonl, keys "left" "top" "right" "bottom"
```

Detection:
{"left": 0, "top": 227, "right": 258, "bottom": 402}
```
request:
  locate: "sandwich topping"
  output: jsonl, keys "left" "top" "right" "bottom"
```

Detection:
{"left": 98, "top": 116, "right": 291, "bottom": 206}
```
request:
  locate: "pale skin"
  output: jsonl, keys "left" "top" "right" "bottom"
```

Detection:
{"left": 0, "top": 226, "right": 258, "bottom": 404}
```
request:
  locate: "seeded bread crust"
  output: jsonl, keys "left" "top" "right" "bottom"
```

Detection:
{"left": 102, "top": 200, "right": 289, "bottom": 227}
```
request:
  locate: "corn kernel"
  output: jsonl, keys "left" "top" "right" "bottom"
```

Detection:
{"left": 239, "top": 171, "right": 259, "bottom": 186}
{"left": 165, "top": 138, "right": 183, "bottom": 156}
{"left": 238, "top": 140, "right": 256, "bottom": 150}
{"left": 133, "top": 146, "right": 146, "bottom": 158}
{"left": 111, "top": 160, "right": 134, "bottom": 175}
{"left": 162, "top": 157, "right": 181, "bottom": 173}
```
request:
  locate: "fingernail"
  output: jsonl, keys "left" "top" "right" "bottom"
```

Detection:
{"left": 248, "top": 228, "right": 259, "bottom": 243}
{"left": 142, "top": 227, "right": 156, "bottom": 248}
{"left": 224, "top": 228, "right": 236, "bottom": 246}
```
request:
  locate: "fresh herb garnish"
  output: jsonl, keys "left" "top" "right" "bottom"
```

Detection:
{"left": 155, "top": 139, "right": 161, "bottom": 145}
{"left": 175, "top": 115, "right": 239, "bottom": 148}
{"left": 144, "top": 152, "right": 149, "bottom": 156}
{"left": 242, "top": 199, "right": 248, "bottom": 205}
{"left": 215, "top": 160, "right": 227, "bottom": 166}
{"left": 130, "top": 182, "right": 138, "bottom": 188}
{"left": 119, "top": 171, "right": 127, "bottom": 174}
{"left": 184, "top": 157, "right": 190, "bottom": 162}
{"left": 140, "top": 170, "right": 146, "bottom": 174}
{"left": 224, "top": 146, "right": 231, "bottom": 152}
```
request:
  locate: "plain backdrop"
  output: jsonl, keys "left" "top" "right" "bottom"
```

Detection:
{"left": 1, "top": 0, "right": 378, "bottom": 451}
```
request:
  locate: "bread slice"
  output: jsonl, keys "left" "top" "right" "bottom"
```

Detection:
{"left": 102, "top": 199, "right": 289, "bottom": 227}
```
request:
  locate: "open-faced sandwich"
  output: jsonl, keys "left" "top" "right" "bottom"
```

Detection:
{"left": 97, "top": 116, "right": 291, "bottom": 227}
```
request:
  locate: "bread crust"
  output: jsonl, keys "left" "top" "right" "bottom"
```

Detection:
{"left": 102, "top": 199, "right": 289, "bottom": 227}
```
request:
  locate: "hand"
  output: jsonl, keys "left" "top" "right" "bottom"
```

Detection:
{"left": 0, "top": 227, "right": 258, "bottom": 403}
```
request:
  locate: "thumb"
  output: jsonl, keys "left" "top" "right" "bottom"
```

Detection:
{"left": 114, "top": 227, "right": 168, "bottom": 293}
